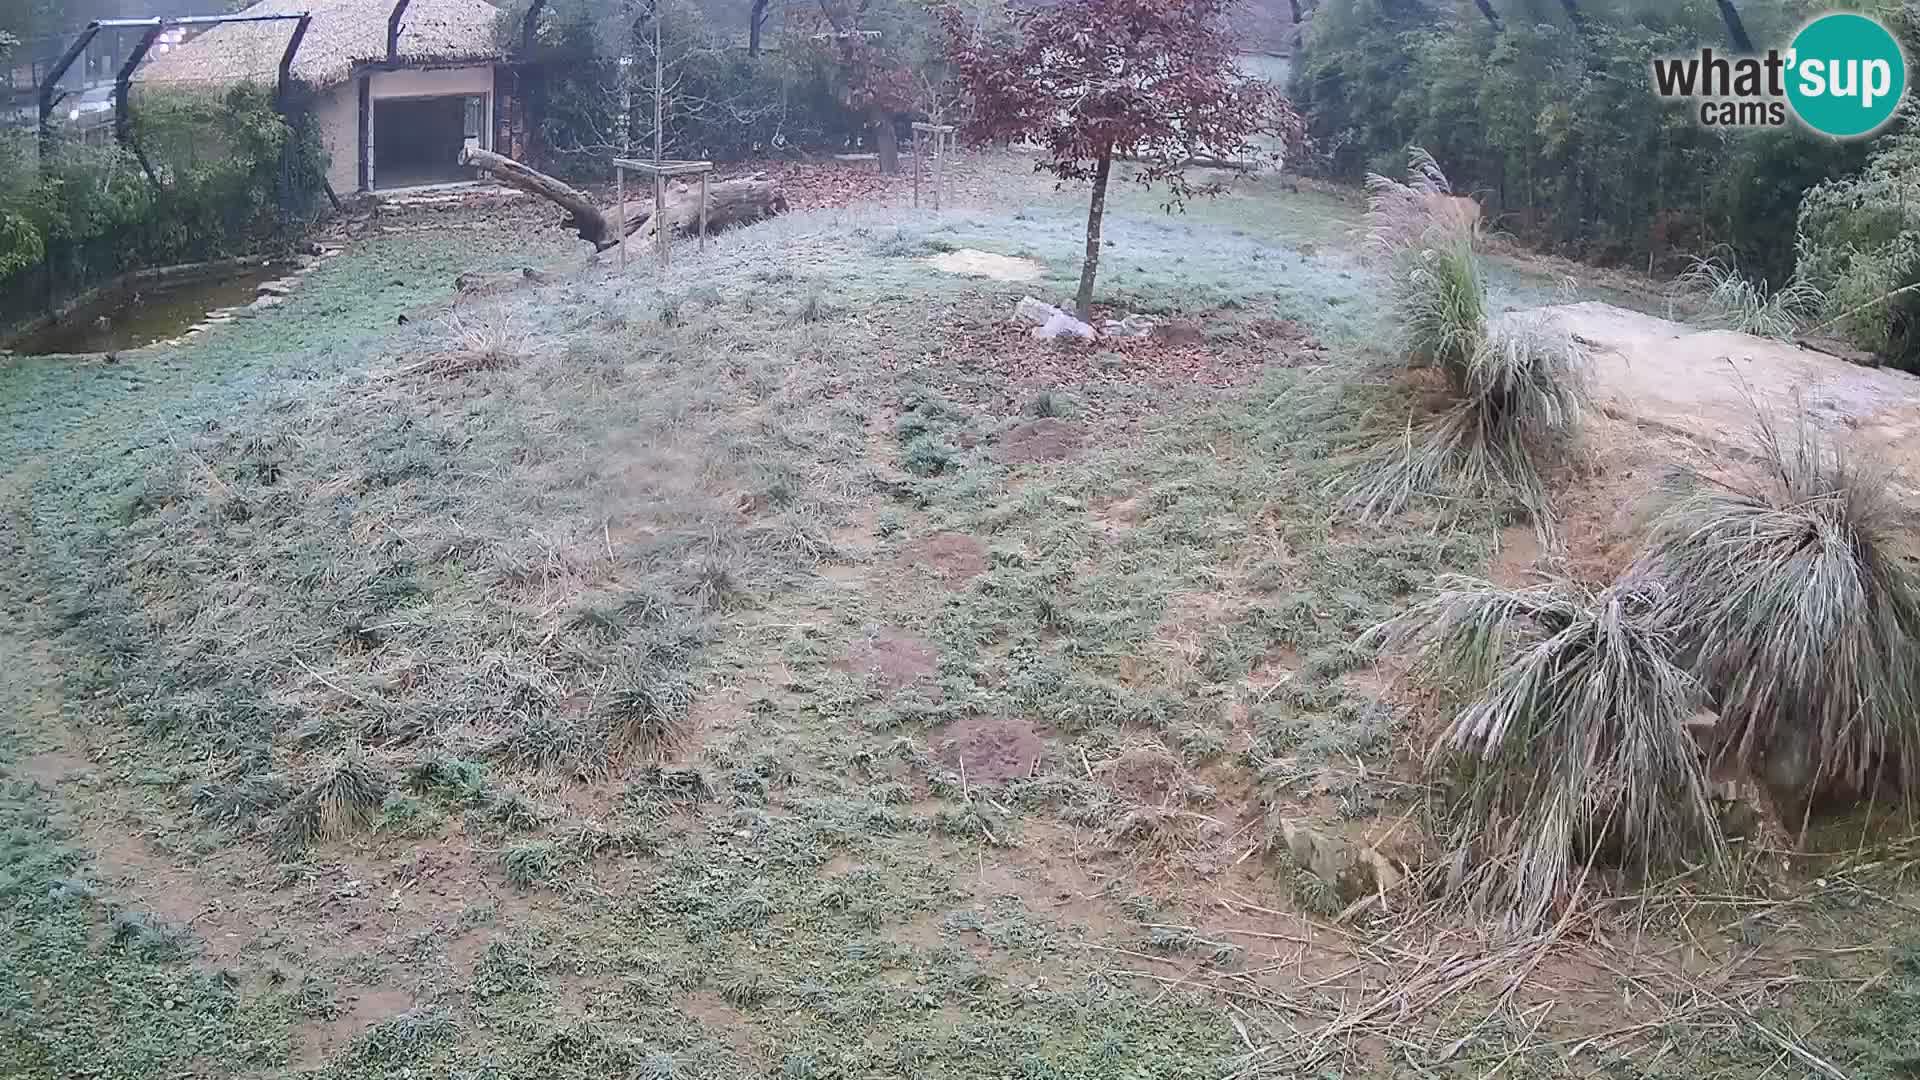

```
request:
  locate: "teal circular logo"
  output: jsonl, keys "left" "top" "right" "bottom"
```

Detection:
{"left": 1786, "top": 13, "right": 1907, "bottom": 138}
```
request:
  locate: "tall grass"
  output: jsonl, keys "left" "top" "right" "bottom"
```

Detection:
{"left": 1364, "top": 148, "right": 1487, "bottom": 374}
{"left": 1370, "top": 575, "right": 1721, "bottom": 928}
{"left": 1343, "top": 149, "right": 1588, "bottom": 527}
{"left": 1637, "top": 412, "right": 1920, "bottom": 807}
{"left": 1676, "top": 256, "right": 1825, "bottom": 341}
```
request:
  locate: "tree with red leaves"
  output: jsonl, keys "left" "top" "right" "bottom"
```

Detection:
{"left": 946, "top": 0, "right": 1299, "bottom": 319}
{"left": 796, "top": 0, "right": 935, "bottom": 175}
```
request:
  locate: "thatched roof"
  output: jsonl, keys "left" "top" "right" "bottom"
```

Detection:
{"left": 137, "top": 0, "right": 504, "bottom": 91}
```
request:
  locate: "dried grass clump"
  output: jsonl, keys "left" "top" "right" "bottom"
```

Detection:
{"left": 1637, "top": 413, "right": 1920, "bottom": 805}
{"left": 1343, "top": 314, "right": 1589, "bottom": 525}
{"left": 272, "top": 749, "right": 391, "bottom": 851}
{"left": 1370, "top": 575, "right": 1722, "bottom": 928}
{"left": 602, "top": 666, "right": 693, "bottom": 763}
{"left": 1676, "top": 256, "right": 1825, "bottom": 341}
{"left": 401, "top": 306, "right": 531, "bottom": 377}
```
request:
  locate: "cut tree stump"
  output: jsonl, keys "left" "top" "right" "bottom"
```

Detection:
{"left": 457, "top": 146, "right": 788, "bottom": 257}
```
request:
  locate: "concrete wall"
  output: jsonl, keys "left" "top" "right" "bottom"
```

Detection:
{"left": 314, "top": 81, "right": 358, "bottom": 196}
{"left": 310, "top": 65, "right": 496, "bottom": 193}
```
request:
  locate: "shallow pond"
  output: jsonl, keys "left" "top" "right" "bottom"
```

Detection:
{"left": 11, "top": 263, "right": 283, "bottom": 356}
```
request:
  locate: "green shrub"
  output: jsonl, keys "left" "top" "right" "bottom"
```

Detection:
{"left": 1796, "top": 128, "right": 1920, "bottom": 368}
{"left": 1291, "top": 0, "right": 1869, "bottom": 278}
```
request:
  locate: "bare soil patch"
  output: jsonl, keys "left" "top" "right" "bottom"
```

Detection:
{"left": 906, "top": 531, "right": 988, "bottom": 585}
{"left": 995, "top": 418, "right": 1088, "bottom": 464}
{"left": 293, "top": 985, "right": 414, "bottom": 1069}
{"left": 834, "top": 629, "right": 939, "bottom": 692}
{"left": 937, "top": 316, "right": 1321, "bottom": 405}
{"left": 933, "top": 717, "right": 1046, "bottom": 782}
{"left": 926, "top": 249, "right": 1045, "bottom": 282}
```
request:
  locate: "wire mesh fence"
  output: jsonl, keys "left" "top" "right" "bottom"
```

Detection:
{"left": 2, "top": 76, "right": 328, "bottom": 331}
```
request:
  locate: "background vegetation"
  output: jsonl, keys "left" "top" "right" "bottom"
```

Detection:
{"left": 1289, "top": 1, "right": 1873, "bottom": 281}
{"left": 0, "top": 83, "right": 327, "bottom": 327}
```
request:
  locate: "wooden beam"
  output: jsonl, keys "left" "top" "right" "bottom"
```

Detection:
{"left": 387, "top": 0, "right": 413, "bottom": 61}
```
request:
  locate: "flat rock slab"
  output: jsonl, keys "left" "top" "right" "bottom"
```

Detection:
{"left": 1528, "top": 302, "right": 1920, "bottom": 491}
{"left": 927, "top": 249, "right": 1044, "bottom": 282}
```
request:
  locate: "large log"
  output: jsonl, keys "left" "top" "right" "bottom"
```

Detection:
{"left": 459, "top": 146, "right": 617, "bottom": 248}
{"left": 599, "top": 176, "right": 789, "bottom": 264}
{"left": 459, "top": 147, "right": 788, "bottom": 259}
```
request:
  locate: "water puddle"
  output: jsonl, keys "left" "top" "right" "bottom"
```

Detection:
{"left": 10, "top": 263, "right": 285, "bottom": 356}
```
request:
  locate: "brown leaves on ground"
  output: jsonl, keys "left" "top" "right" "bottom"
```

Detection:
{"left": 935, "top": 312, "right": 1326, "bottom": 401}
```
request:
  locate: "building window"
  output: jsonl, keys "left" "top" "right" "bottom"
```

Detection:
{"left": 464, "top": 95, "right": 485, "bottom": 143}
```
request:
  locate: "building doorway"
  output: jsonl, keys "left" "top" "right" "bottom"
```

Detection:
{"left": 371, "top": 94, "right": 485, "bottom": 190}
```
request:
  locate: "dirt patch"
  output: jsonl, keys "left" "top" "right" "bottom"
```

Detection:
{"left": 906, "top": 532, "right": 988, "bottom": 585}
{"left": 926, "top": 249, "right": 1044, "bottom": 282}
{"left": 943, "top": 319, "right": 1298, "bottom": 402}
{"left": 933, "top": 718, "right": 1046, "bottom": 782}
{"left": 834, "top": 630, "right": 939, "bottom": 692}
{"left": 1152, "top": 321, "right": 1206, "bottom": 347}
{"left": 995, "top": 418, "right": 1088, "bottom": 464}
{"left": 1486, "top": 525, "right": 1546, "bottom": 588}
{"left": 1552, "top": 410, "right": 1730, "bottom": 585}
{"left": 1099, "top": 742, "right": 1183, "bottom": 803}
{"left": 18, "top": 748, "right": 91, "bottom": 787}
{"left": 293, "top": 985, "right": 414, "bottom": 1069}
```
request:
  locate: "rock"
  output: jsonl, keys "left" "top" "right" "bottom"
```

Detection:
{"left": 249, "top": 295, "right": 284, "bottom": 310}
{"left": 1100, "top": 314, "right": 1155, "bottom": 339}
{"left": 257, "top": 280, "right": 295, "bottom": 297}
{"left": 1278, "top": 819, "right": 1405, "bottom": 905}
{"left": 1032, "top": 310, "right": 1096, "bottom": 341}
{"left": 1014, "top": 295, "right": 1061, "bottom": 327}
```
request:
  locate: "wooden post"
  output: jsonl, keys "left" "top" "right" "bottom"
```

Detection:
{"left": 699, "top": 171, "right": 709, "bottom": 252}
{"left": 654, "top": 172, "right": 666, "bottom": 270}
{"left": 616, "top": 163, "right": 626, "bottom": 272}
{"left": 932, "top": 129, "right": 942, "bottom": 213}
{"left": 912, "top": 127, "right": 922, "bottom": 208}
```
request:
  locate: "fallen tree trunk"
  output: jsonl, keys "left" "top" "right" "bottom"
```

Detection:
{"left": 459, "top": 146, "right": 617, "bottom": 248}
{"left": 599, "top": 176, "right": 789, "bottom": 263}
{"left": 458, "top": 146, "right": 788, "bottom": 258}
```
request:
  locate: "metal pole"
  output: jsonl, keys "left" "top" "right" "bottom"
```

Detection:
{"left": 698, "top": 171, "right": 708, "bottom": 252}
{"left": 277, "top": 14, "right": 313, "bottom": 115}
{"left": 912, "top": 128, "right": 921, "bottom": 208}
{"left": 38, "top": 23, "right": 104, "bottom": 169}
{"left": 932, "top": 130, "right": 942, "bottom": 213}
{"left": 617, "top": 163, "right": 626, "bottom": 272}
{"left": 115, "top": 26, "right": 163, "bottom": 147}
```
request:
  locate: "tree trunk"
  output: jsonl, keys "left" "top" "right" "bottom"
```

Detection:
{"left": 1715, "top": 0, "right": 1754, "bottom": 53}
{"left": 460, "top": 147, "right": 787, "bottom": 256}
{"left": 1074, "top": 145, "right": 1113, "bottom": 321}
{"left": 1472, "top": 0, "right": 1501, "bottom": 30}
{"left": 1287, "top": 0, "right": 1302, "bottom": 21}
{"left": 597, "top": 176, "right": 790, "bottom": 263}
{"left": 872, "top": 105, "right": 899, "bottom": 175}
{"left": 459, "top": 146, "right": 612, "bottom": 247}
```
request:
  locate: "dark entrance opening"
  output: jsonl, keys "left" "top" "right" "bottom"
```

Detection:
{"left": 372, "top": 95, "right": 480, "bottom": 190}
